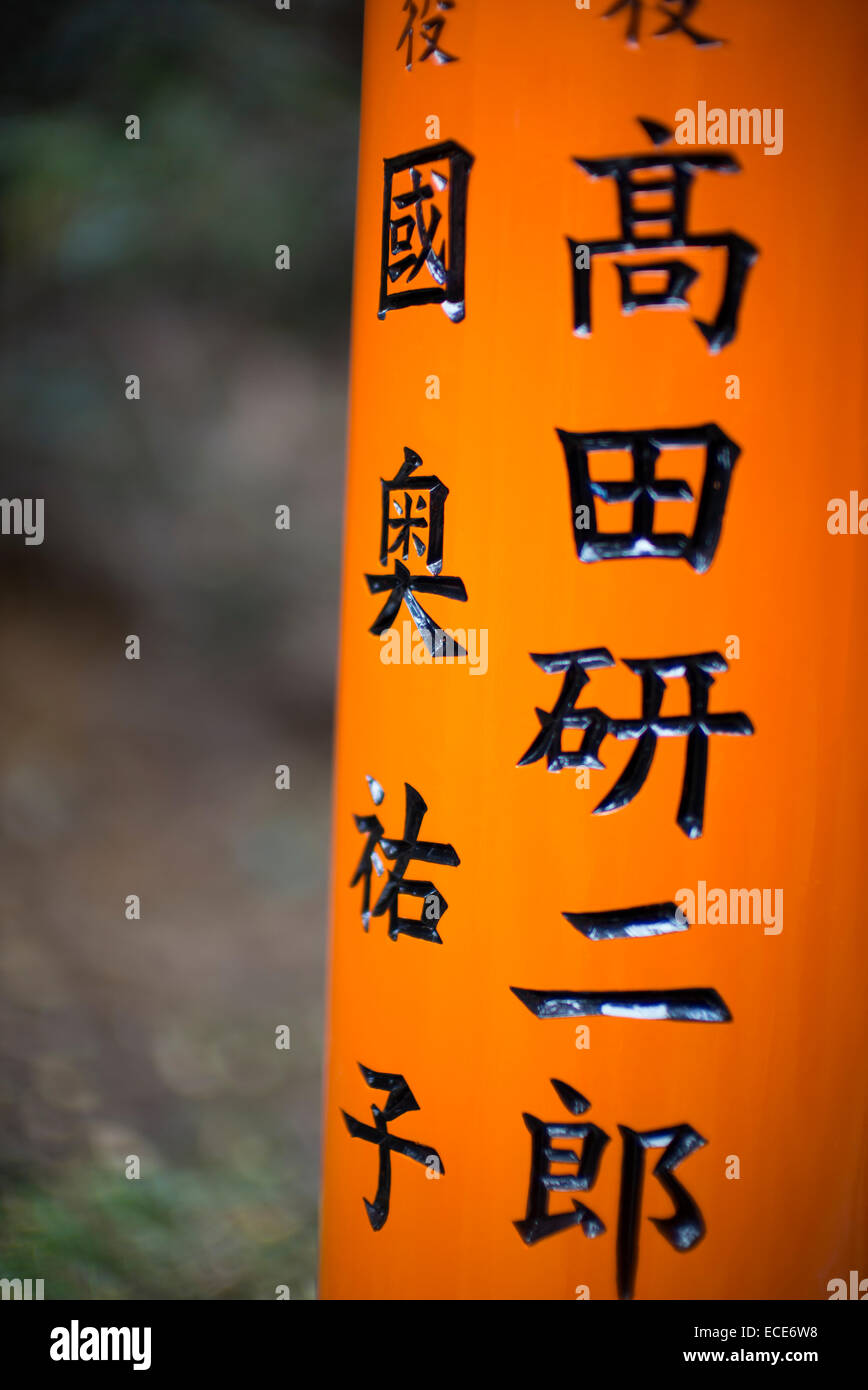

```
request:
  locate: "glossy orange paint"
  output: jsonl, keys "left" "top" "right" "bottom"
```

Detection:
{"left": 319, "top": 0, "right": 868, "bottom": 1300}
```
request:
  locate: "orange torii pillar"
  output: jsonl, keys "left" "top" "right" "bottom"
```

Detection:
{"left": 319, "top": 0, "right": 868, "bottom": 1301}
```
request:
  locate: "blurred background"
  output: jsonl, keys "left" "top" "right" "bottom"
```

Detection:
{"left": 0, "top": 0, "right": 362, "bottom": 1298}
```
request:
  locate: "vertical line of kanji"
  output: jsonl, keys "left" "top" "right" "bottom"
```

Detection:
{"left": 320, "top": 0, "right": 868, "bottom": 1302}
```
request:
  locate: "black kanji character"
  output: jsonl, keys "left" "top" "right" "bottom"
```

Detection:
{"left": 366, "top": 446, "right": 467, "bottom": 654}
{"left": 351, "top": 778, "right": 460, "bottom": 943}
{"left": 515, "top": 1079, "right": 610, "bottom": 1244}
{"left": 617, "top": 1122, "right": 707, "bottom": 1299}
{"left": 559, "top": 424, "right": 739, "bottom": 571}
{"left": 397, "top": 0, "right": 457, "bottom": 70}
{"left": 569, "top": 118, "right": 758, "bottom": 352}
{"left": 603, "top": 0, "right": 720, "bottom": 49}
{"left": 378, "top": 445, "right": 448, "bottom": 572}
{"left": 518, "top": 649, "right": 753, "bottom": 838}
{"left": 512, "top": 899, "right": 730, "bottom": 1023}
{"left": 514, "top": 1079, "right": 708, "bottom": 1300}
{"left": 379, "top": 141, "right": 473, "bottom": 321}
{"left": 343, "top": 1064, "right": 445, "bottom": 1230}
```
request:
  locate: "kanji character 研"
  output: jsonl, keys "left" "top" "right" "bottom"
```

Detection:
{"left": 517, "top": 648, "right": 753, "bottom": 838}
